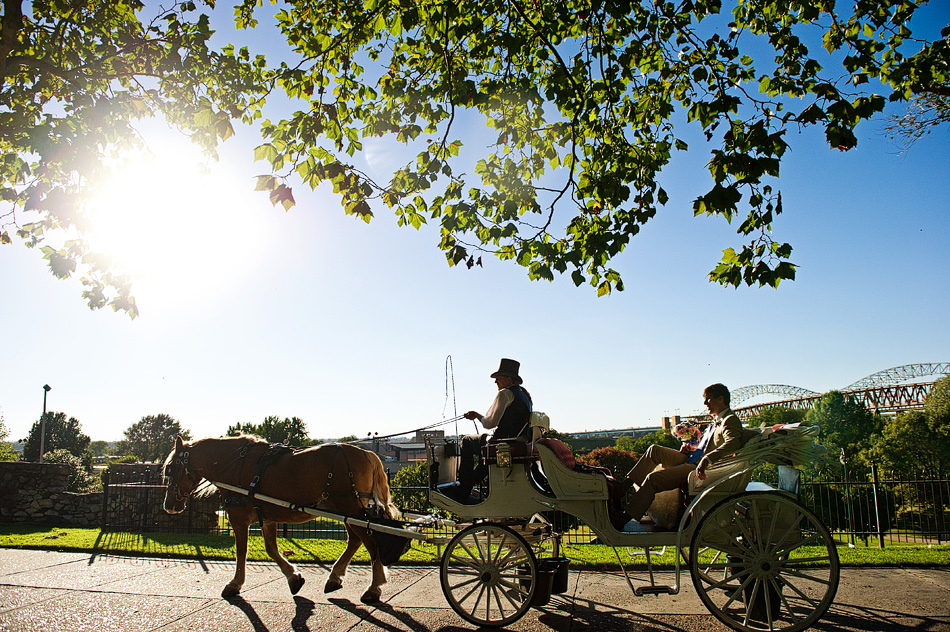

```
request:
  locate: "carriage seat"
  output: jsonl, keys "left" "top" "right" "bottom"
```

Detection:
{"left": 534, "top": 439, "right": 610, "bottom": 501}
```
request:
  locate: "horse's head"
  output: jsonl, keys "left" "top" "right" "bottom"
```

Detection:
{"left": 163, "top": 435, "right": 203, "bottom": 514}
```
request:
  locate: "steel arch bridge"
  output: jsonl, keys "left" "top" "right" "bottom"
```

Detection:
{"left": 728, "top": 363, "right": 950, "bottom": 419}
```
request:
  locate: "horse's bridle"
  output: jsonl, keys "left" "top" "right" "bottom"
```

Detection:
{"left": 164, "top": 448, "right": 195, "bottom": 504}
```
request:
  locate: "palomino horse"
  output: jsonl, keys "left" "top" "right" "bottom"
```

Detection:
{"left": 162, "top": 435, "right": 400, "bottom": 603}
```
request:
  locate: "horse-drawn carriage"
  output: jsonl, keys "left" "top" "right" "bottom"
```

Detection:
{"left": 424, "top": 426, "right": 839, "bottom": 631}
{"left": 163, "top": 423, "right": 839, "bottom": 632}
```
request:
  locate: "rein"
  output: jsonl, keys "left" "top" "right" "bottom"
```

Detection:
{"left": 339, "top": 416, "right": 465, "bottom": 444}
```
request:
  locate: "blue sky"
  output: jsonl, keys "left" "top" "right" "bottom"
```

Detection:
{"left": 1, "top": 5, "right": 948, "bottom": 446}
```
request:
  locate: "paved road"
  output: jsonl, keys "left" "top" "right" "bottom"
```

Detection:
{"left": 1, "top": 549, "right": 948, "bottom": 631}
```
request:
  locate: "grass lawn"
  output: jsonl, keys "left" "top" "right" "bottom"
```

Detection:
{"left": 2, "top": 525, "right": 949, "bottom": 568}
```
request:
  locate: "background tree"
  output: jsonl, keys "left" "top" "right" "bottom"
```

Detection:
{"left": 748, "top": 406, "right": 808, "bottom": 428}
{"left": 925, "top": 375, "right": 950, "bottom": 453}
{"left": 227, "top": 416, "right": 314, "bottom": 446}
{"left": 121, "top": 414, "right": 192, "bottom": 463}
{"left": 540, "top": 428, "right": 575, "bottom": 452}
{"left": 867, "top": 410, "right": 948, "bottom": 474}
{"left": 805, "top": 391, "right": 880, "bottom": 474}
{"left": 21, "top": 412, "right": 91, "bottom": 462}
{"left": 88, "top": 440, "right": 112, "bottom": 458}
{"left": 336, "top": 435, "right": 359, "bottom": 443}
{"left": 3, "top": 1, "right": 947, "bottom": 312}
{"left": 616, "top": 429, "right": 679, "bottom": 457}
{"left": 0, "top": 416, "right": 18, "bottom": 461}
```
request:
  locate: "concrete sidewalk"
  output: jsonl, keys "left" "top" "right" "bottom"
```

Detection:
{"left": 1, "top": 549, "right": 948, "bottom": 631}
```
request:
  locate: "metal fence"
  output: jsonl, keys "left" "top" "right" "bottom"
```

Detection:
{"left": 102, "top": 463, "right": 950, "bottom": 547}
{"left": 101, "top": 464, "right": 224, "bottom": 534}
{"left": 798, "top": 466, "right": 950, "bottom": 546}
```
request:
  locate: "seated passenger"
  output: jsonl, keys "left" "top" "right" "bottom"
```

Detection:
{"left": 449, "top": 358, "right": 532, "bottom": 503}
{"left": 619, "top": 383, "right": 757, "bottom": 524}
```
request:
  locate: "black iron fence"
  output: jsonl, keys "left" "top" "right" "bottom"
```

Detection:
{"left": 102, "top": 463, "right": 950, "bottom": 547}
{"left": 798, "top": 466, "right": 950, "bottom": 546}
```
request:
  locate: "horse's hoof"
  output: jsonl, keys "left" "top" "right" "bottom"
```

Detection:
{"left": 222, "top": 584, "right": 241, "bottom": 599}
{"left": 360, "top": 589, "right": 381, "bottom": 604}
{"left": 324, "top": 577, "right": 343, "bottom": 594}
{"left": 289, "top": 573, "right": 305, "bottom": 595}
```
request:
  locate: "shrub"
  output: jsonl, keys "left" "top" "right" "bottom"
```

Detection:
{"left": 576, "top": 446, "right": 639, "bottom": 479}
{"left": 43, "top": 449, "right": 96, "bottom": 493}
{"left": 391, "top": 462, "right": 430, "bottom": 513}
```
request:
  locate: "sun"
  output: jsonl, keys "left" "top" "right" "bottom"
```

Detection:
{"left": 85, "top": 133, "right": 268, "bottom": 314}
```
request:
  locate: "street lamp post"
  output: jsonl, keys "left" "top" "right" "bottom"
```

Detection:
{"left": 39, "top": 384, "right": 51, "bottom": 463}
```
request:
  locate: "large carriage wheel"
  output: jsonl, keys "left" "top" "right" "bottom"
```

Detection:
{"left": 689, "top": 491, "right": 839, "bottom": 632}
{"left": 439, "top": 523, "right": 538, "bottom": 627}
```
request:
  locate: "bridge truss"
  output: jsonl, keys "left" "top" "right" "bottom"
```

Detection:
{"left": 730, "top": 363, "right": 950, "bottom": 420}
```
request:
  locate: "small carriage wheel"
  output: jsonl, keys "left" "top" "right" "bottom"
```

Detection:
{"left": 439, "top": 523, "right": 538, "bottom": 627}
{"left": 689, "top": 491, "right": 839, "bottom": 632}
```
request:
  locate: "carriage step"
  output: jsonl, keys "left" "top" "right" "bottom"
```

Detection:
{"left": 634, "top": 586, "right": 676, "bottom": 596}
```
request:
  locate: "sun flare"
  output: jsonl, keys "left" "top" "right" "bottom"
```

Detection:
{"left": 86, "top": 135, "right": 266, "bottom": 313}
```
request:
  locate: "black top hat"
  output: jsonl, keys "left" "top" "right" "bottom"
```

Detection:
{"left": 490, "top": 358, "right": 523, "bottom": 384}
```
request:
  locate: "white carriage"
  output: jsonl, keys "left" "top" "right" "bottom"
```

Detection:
{"left": 423, "top": 423, "right": 839, "bottom": 631}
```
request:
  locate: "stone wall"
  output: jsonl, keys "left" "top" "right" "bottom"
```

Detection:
{"left": 0, "top": 462, "right": 102, "bottom": 527}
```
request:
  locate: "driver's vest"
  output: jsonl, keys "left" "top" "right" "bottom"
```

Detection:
{"left": 490, "top": 386, "right": 532, "bottom": 442}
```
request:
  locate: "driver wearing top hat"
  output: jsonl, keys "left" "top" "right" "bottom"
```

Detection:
{"left": 449, "top": 358, "right": 533, "bottom": 503}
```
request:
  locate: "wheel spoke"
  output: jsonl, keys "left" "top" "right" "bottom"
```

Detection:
{"left": 447, "top": 552, "right": 481, "bottom": 572}
{"left": 447, "top": 574, "right": 480, "bottom": 592}
{"left": 721, "top": 573, "right": 754, "bottom": 611}
{"left": 774, "top": 576, "right": 803, "bottom": 624}
{"left": 749, "top": 499, "right": 767, "bottom": 555}
{"left": 780, "top": 575, "right": 825, "bottom": 608}
{"left": 771, "top": 514, "right": 805, "bottom": 553}
{"left": 491, "top": 582, "right": 515, "bottom": 614}
{"left": 776, "top": 532, "right": 821, "bottom": 556}
{"left": 705, "top": 521, "right": 749, "bottom": 557}
{"left": 780, "top": 554, "right": 833, "bottom": 566}
{"left": 456, "top": 540, "right": 483, "bottom": 566}
{"left": 701, "top": 565, "right": 750, "bottom": 592}
{"left": 456, "top": 577, "right": 484, "bottom": 604}
{"left": 744, "top": 578, "right": 766, "bottom": 629}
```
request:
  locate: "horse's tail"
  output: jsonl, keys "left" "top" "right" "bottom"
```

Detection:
{"left": 371, "top": 452, "right": 402, "bottom": 520}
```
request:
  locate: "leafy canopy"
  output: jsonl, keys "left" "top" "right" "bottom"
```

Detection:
{"left": 804, "top": 390, "right": 881, "bottom": 470}
{"left": 0, "top": 416, "right": 18, "bottom": 461}
{"left": 616, "top": 428, "right": 679, "bottom": 455}
{"left": 867, "top": 410, "right": 950, "bottom": 473}
{"left": 21, "top": 411, "right": 91, "bottom": 461}
{"left": 2, "top": 0, "right": 948, "bottom": 311}
{"left": 246, "top": 0, "right": 949, "bottom": 295}
{"left": 925, "top": 375, "right": 950, "bottom": 445}
{"left": 121, "top": 413, "right": 193, "bottom": 462}
{"left": 227, "top": 415, "right": 316, "bottom": 446}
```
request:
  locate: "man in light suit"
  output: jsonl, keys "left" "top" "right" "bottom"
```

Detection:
{"left": 620, "top": 383, "right": 758, "bottom": 523}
